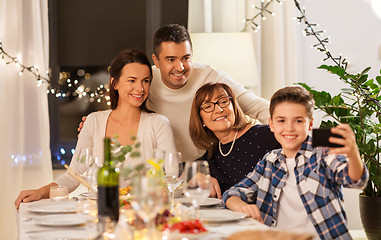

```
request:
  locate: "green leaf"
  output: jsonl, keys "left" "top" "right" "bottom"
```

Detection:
{"left": 357, "top": 74, "right": 369, "bottom": 86}
{"left": 331, "top": 94, "right": 343, "bottom": 106}
{"left": 318, "top": 65, "right": 346, "bottom": 77}
{"left": 317, "top": 64, "right": 330, "bottom": 70}
{"left": 134, "top": 163, "right": 145, "bottom": 172}
{"left": 124, "top": 145, "right": 133, "bottom": 153}
{"left": 364, "top": 79, "right": 378, "bottom": 90}
{"left": 315, "top": 91, "right": 332, "bottom": 107}
{"left": 118, "top": 155, "right": 125, "bottom": 162}
{"left": 361, "top": 67, "right": 371, "bottom": 75}
{"left": 130, "top": 152, "right": 141, "bottom": 158}
{"left": 341, "top": 88, "right": 354, "bottom": 94}
{"left": 110, "top": 135, "right": 141, "bottom": 165}
{"left": 376, "top": 76, "right": 381, "bottom": 86}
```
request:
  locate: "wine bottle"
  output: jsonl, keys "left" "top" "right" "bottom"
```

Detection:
{"left": 97, "top": 137, "right": 119, "bottom": 222}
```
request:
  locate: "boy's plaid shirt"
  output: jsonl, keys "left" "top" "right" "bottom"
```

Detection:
{"left": 222, "top": 136, "right": 368, "bottom": 240}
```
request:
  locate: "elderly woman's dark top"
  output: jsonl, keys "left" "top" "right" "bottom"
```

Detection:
{"left": 200, "top": 125, "right": 281, "bottom": 194}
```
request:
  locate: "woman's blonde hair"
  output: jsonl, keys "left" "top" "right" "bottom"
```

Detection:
{"left": 189, "top": 83, "right": 249, "bottom": 159}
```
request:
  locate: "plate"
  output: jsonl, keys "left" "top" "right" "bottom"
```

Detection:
{"left": 27, "top": 199, "right": 77, "bottom": 213}
{"left": 175, "top": 197, "right": 221, "bottom": 207}
{"left": 78, "top": 191, "right": 97, "bottom": 200}
{"left": 199, "top": 209, "right": 246, "bottom": 223}
{"left": 34, "top": 214, "right": 90, "bottom": 226}
{"left": 29, "top": 229, "right": 98, "bottom": 240}
{"left": 166, "top": 231, "right": 209, "bottom": 240}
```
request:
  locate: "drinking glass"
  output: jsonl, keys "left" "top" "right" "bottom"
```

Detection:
{"left": 130, "top": 176, "right": 165, "bottom": 239}
{"left": 183, "top": 160, "right": 211, "bottom": 219}
{"left": 164, "top": 152, "right": 183, "bottom": 211}
{"left": 49, "top": 186, "right": 69, "bottom": 200}
{"left": 76, "top": 199, "right": 98, "bottom": 219}
{"left": 77, "top": 147, "right": 99, "bottom": 199}
{"left": 146, "top": 149, "right": 166, "bottom": 179}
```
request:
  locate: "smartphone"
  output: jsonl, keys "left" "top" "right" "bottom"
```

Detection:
{"left": 312, "top": 128, "right": 344, "bottom": 148}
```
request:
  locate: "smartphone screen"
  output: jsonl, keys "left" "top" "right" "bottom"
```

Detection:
{"left": 312, "top": 128, "right": 344, "bottom": 148}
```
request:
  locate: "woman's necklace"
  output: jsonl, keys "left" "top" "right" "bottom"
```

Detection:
{"left": 219, "top": 130, "right": 239, "bottom": 157}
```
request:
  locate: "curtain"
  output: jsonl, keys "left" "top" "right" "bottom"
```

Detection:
{"left": 188, "top": 0, "right": 300, "bottom": 99}
{"left": 0, "top": 0, "right": 51, "bottom": 239}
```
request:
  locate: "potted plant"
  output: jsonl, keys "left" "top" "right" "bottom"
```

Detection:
{"left": 298, "top": 65, "right": 381, "bottom": 239}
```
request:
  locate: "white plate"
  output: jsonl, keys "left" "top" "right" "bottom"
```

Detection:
{"left": 34, "top": 214, "right": 90, "bottom": 227}
{"left": 175, "top": 197, "right": 221, "bottom": 207}
{"left": 199, "top": 209, "right": 246, "bottom": 223}
{"left": 166, "top": 231, "right": 209, "bottom": 240}
{"left": 78, "top": 191, "right": 98, "bottom": 200}
{"left": 29, "top": 229, "right": 98, "bottom": 240}
{"left": 27, "top": 199, "right": 77, "bottom": 213}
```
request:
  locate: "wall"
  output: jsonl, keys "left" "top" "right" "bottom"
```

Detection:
{"left": 298, "top": 0, "right": 381, "bottom": 230}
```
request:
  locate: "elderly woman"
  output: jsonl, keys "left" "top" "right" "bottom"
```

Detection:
{"left": 189, "top": 83, "right": 280, "bottom": 198}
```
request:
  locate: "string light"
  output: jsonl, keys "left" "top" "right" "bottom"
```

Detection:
{"left": 243, "top": 0, "right": 285, "bottom": 31}
{"left": 293, "top": 0, "right": 348, "bottom": 70}
{"left": 0, "top": 39, "right": 111, "bottom": 105}
{"left": 293, "top": 0, "right": 381, "bottom": 108}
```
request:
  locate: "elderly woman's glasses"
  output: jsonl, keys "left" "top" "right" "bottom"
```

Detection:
{"left": 200, "top": 96, "right": 232, "bottom": 113}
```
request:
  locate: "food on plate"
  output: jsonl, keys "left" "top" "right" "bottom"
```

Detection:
{"left": 127, "top": 208, "right": 173, "bottom": 230}
{"left": 154, "top": 209, "right": 172, "bottom": 226}
{"left": 119, "top": 197, "right": 131, "bottom": 209}
{"left": 119, "top": 187, "right": 132, "bottom": 209}
{"left": 226, "top": 230, "right": 314, "bottom": 240}
{"left": 119, "top": 186, "right": 132, "bottom": 196}
{"left": 162, "top": 219, "right": 207, "bottom": 234}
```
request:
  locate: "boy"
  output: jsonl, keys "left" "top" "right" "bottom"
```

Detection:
{"left": 222, "top": 86, "right": 368, "bottom": 240}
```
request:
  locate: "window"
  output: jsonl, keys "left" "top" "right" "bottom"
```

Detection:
{"left": 48, "top": 0, "right": 188, "bottom": 168}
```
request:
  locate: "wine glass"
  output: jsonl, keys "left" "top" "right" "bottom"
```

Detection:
{"left": 183, "top": 160, "right": 211, "bottom": 219}
{"left": 164, "top": 152, "right": 183, "bottom": 211}
{"left": 130, "top": 176, "right": 165, "bottom": 239}
{"left": 77, "top": 148, "right": 99, "bottom": 199}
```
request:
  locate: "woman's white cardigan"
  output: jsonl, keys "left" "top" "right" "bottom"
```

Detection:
{"left": 54, "top": 109, "right": 177, "bottom": 191}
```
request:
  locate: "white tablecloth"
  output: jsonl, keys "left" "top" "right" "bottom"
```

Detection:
{"left": 17, "top": 198, "right": 269, "bottom": 240}
{"left": 17, "top": 199, "right": 100, "bottom": 240}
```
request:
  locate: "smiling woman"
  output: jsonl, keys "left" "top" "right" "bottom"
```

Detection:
{"left": 14, "top": 49, "right": 177, "bottom": 209}
{"left": 189, "top": 83, "right": 280, "bottom": 196}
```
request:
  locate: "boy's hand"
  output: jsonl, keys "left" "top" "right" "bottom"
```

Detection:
{"left": 77, "top": 116, "right": 87, "bottom": 137}
{"left": 239, "top": 203, "right": 264, "bottom": 223}
{"left": 226, "top": 196, "right": 264, "bottom": 223}
{"left": 328, "top": 124, "right": 364, "bottom": 181}
{"left": 328, "top": 124, "right": 359, "bottom": 159}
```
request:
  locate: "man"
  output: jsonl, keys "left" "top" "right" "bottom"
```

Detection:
{"left": 79, "top": 24, "right": 269, "bottom": 162}
{"left": 147, "top": 24, "right": 269, "bottom": 162}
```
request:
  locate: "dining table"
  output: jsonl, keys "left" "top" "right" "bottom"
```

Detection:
{"left": 16, "top": 195, "right": 270, "bottom": 240}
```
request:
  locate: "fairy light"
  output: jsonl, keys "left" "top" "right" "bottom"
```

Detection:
{"left": 243, "top": 0, "right": 284, "bottom": 31}
{"left": 293, "top": 0, "right": 381, "bottom": 109}
{"left": 293, "top": 0, "right": 348, "bottom": 69}
{"left": 0, "top": 38, "right": 110, "bottom": 103}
